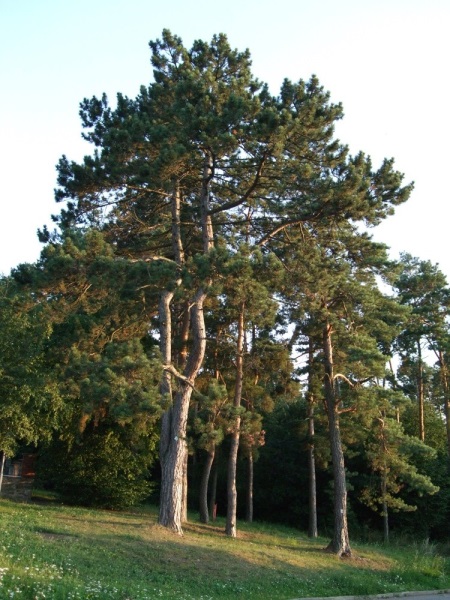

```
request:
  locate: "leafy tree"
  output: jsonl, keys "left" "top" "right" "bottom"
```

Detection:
{"left": 37, "top": 424, "right": 156, "bottom": 509}
{"left": 52, "top": 31, "right": 268, "bottom": 533}
{"left": 0, "top": 277, "right": 61, "bottom": 457}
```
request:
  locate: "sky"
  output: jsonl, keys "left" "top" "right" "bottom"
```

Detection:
{"left": 1, "top": 0, "right": 449, "bottom": 278}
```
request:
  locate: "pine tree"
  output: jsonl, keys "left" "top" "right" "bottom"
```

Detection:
{"left": 394, "top": 254, "right": 450, "bottom": 448}
{"left": 360, "top": 387, "right": 439, "bottom": 542}
{"left": 278, "top": 223, "right": 409, "bottom": 556}
{"left": 49, "top": 30, "right": 411, "bottom": 534}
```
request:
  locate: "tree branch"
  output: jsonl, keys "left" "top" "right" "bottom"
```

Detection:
{"left": 208, "top": 152, "right": 268, "bottom": 216}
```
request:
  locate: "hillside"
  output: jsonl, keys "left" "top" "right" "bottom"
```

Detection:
{"left": 0, "top": 498, "right": 449, "bottom": 599}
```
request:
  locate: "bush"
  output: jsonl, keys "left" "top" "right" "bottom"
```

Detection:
{"left": 36, "top": 425, "right": 156, "bottom": 509}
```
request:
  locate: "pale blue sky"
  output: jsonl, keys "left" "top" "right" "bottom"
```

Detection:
{"left": 1, "top": 0, "right": 449, "bottom": 277}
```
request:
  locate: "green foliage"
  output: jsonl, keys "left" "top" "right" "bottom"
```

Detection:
{"left": 60, "top": 338, "right": 162, "bottom": 437}
{"left": 10, "top": 229, "right": 163, "bottom": 509}
{"left": 361, "top": 410, "right": 439, "bottom": 514}
{"left": 10, "top": 30, "right": 449, "bottom": 544}
{"left": 191, "top": 380, "right": 228, "bottom": 452}
{"left": 0, "top": 278, "right": 61, "bottom": 455}
{"left": 14, "top": 229, "right": 163, "bottom": 438}
{"left": 393, "top": 253, "right": 450, "bottom": 409}
{"left": 254, "top": 399, "right": 331, "bottom": 528}
{"left": 37, "top": 425, "right": 156, "bottom": 509}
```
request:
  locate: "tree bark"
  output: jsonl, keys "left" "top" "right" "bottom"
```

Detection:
{"left": 245, "top": 451, "right": 254, "bottom": 523}
{"left": 158, "top": 183, "right": 185, "bottom": 533}
{"left": 182, "top": 449, "right": 188, "bottom": 523}
{"left": 226, "top": 427, "right": 241, "bottom": 537}
{"left": 307, "top": 399, "right": 318, "bottom": 538}
{"left": 437, "top": 350, "right": 450, "bottom": 460}
{"left": 159, "top": 158, "right": 213, "bottom": 534}
{"left": 158, "top": 288, "right": 176, "bottom": 525}
{"left": 323, "top": 323, "right": 352, "bottom": 557}
{"left": 226, "top": 303, "right": 245, "bottom": 537}
{"left": 159, "top": 291, "right": 208, "bottom": 533}
{"left": 209, "top": 454, "right": 218, "bottom": 521}
{"left": 381, "top": 471, "right": 389, "bottom": 543}
{"left": 158, "top": 382, "right": 191, "bottom": 533}
{"left": 307, "top": 339, "right": 318, "bottom": 538}
{"left": 417, "top": 341, "right": 425, "bottom": 442}
{"left": 199, "top": 447, "right": 215, "bottom": 523}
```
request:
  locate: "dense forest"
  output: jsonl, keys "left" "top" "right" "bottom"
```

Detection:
{"left": 1, "top": 31, "right": 450, "bottom": 558}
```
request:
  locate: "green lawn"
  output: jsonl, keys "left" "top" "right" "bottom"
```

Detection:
{"left": 0, "top": 497, "right": 449, "bottom": 599}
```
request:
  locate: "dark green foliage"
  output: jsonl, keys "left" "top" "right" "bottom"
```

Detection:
{"left": 14, "top": 229, "right": 163, "bottom": 437}
{"left": 254, "top": 400, "right": 331, "bottom": 528}
{"left": 0, "top": 278, "right": 61, "bottom": 455}
{"left": 400, "top": 450, "right": 450, "bottom": 540}
{"left": 37, "top": 424, "right": 156, "bottom": 509}
{"left": 10, "top": 229, "right": 163, "bottom": 508}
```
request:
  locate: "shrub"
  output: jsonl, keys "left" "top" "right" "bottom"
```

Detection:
{"left": 36, "top": 424, "right": 157, "bottom": 509}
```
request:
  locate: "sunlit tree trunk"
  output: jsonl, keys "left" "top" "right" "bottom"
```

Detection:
{"left": 159, "top": 157, "right": 213, "bottom": 534}
{"left": 159, "top": 291, "right": 208, "bottom": 532}
{"left": 323, "top": 323, "right": 351, "bottom": 557}
{"left": 226, "top": 303, "right": 245, "bottom": 537}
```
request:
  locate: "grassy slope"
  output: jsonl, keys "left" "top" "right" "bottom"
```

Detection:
{"left": 0, "top": 498, "right": 449, "bottom": 600}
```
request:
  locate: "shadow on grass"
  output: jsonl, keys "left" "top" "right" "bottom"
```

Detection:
{"left": 10, "top": 501, "right": 449, "bottom": 599}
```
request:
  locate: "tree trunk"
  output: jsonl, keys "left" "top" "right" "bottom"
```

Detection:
{"left": 159, "top": 159, "right": 213, "bottom": 534}
{"left": 226, "top": 303, "right": 245, "bottom": 537}
{"left": 209, "top": 454, "right": 218, "bottom": 521}
{"left": 246, "top": 452, "right": 254, "bottom": 523}
{"left": 417, "top": 341, "right": 425, "bottom": 442}
{"left": 381, "top": 471, "right": 389, "bottom": 543}
{"left": 199, "top": 447, "right": 215, "bottom": 523}
{"left": 158, "top": 288, "right": 177, "bottom": 527}
{"left": 158, "top": 182, "right": 184, "bottom": 532}
{"left": 178, "top": 303, "right": 190, "bottom": 523}
{"left": 445, "top": 397, "right": 450, "bottom": 461}
{"left": 0, "top": 452, "right": 5, "bottom": 494}
{"left": 226, "top": 427, "right": 240, "bottom": 537}
{"left": 323, "top": 323, "right": 352, "bottom": 557}
{"left": 158, "top": 384, "right": 191, "bottom": 533}
{"left": 438, "top": 350, "right": 450, "bottom": 460}
{"left": 307, "top": 339, "right": 318, "bottom": 538}
{"left": 307, "top": 400, "right": 318, "bottom": 538}
{"left": 182, "top": 449, "right": 188, "bottom": 523}
{"left": 159, "top": 290, "right": 208, "bottom": 533}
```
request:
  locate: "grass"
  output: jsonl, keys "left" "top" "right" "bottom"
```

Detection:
{"left": 0, "top": 498, "right": 449, "bottom": 600}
